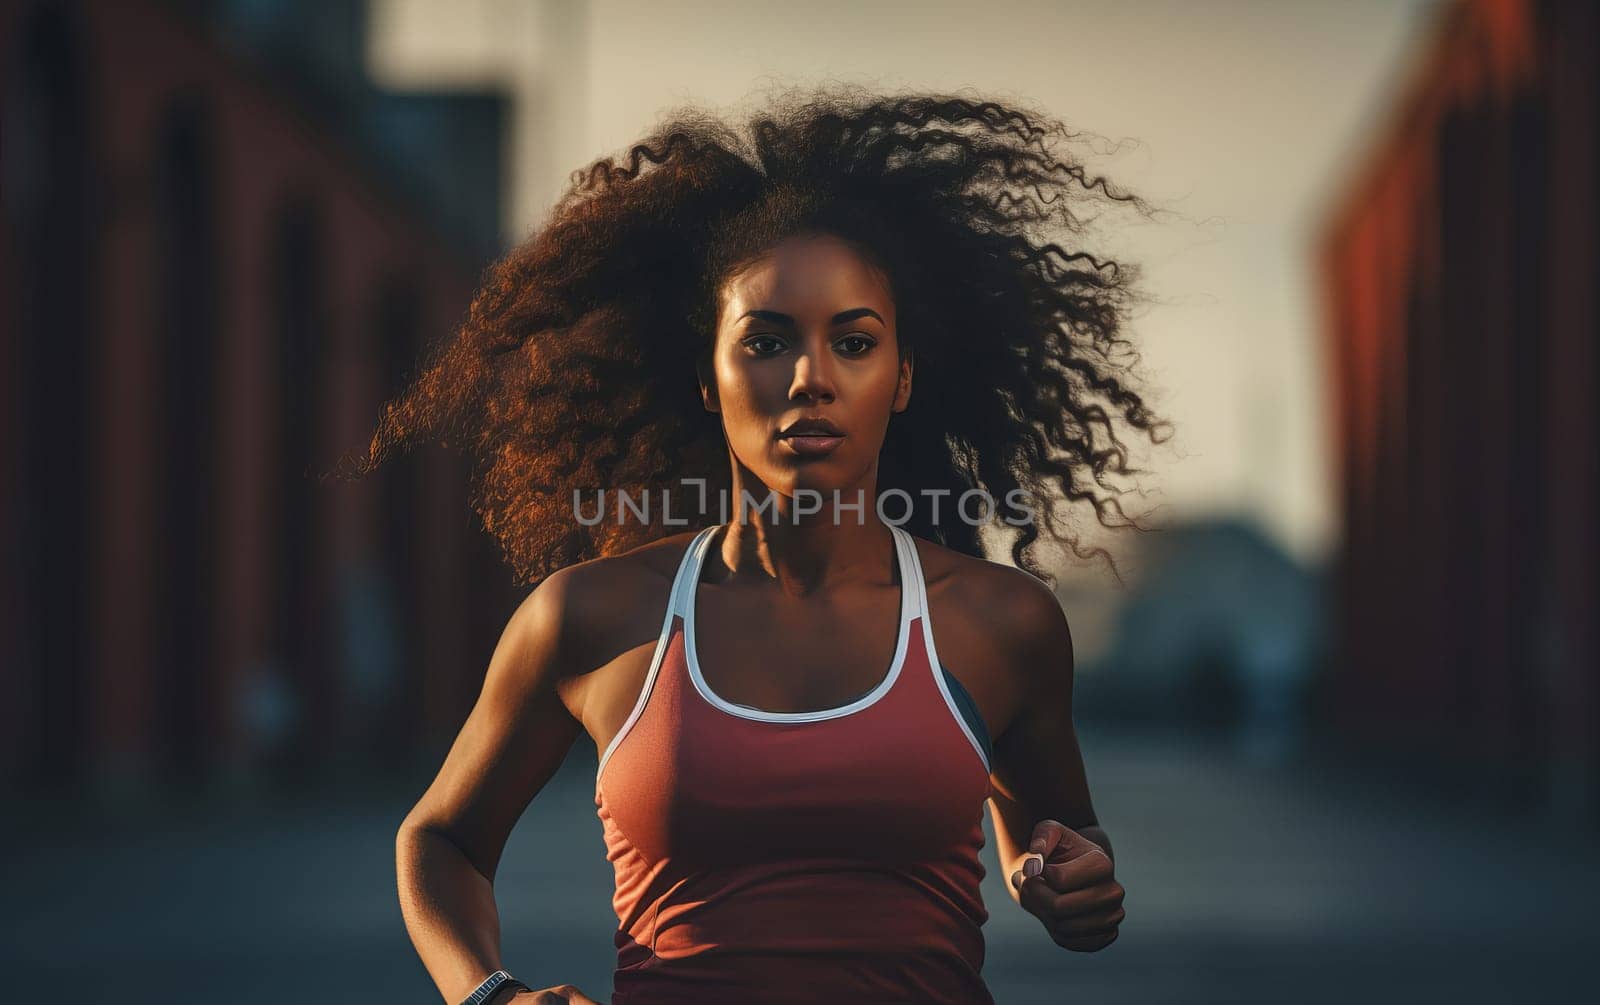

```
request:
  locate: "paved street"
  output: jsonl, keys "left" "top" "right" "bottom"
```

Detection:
{"left": 3, "top": 727, "right": 1595, "bottom": 1003}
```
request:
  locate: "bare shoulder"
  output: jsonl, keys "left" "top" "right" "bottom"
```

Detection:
{"left": 907, "top": 531, "right": 1074, "bottom": 738}
{"left": 524, "top": 526, "right": 706, "bottom": 674}
{"left": 911, "top": 532, "right": 1070, "bottom": 649}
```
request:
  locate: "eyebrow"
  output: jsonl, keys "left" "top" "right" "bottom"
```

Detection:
{"left": 739, "top": 307, "right": 885, "bottom": 326}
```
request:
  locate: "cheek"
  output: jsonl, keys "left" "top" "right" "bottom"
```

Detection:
{"left": 713, "top": 359, "right": 777, "bottom": 437}
{"left": 849, "top": 358, "right": 903, "bottom": 419}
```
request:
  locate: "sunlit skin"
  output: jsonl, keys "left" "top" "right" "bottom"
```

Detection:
{"left": 395, "top": 233, "right": 1124, "bottom": 1005}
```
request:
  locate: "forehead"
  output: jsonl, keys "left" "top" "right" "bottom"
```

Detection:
{"left": 718, "top": 235, "right": 894, "bottom": 322}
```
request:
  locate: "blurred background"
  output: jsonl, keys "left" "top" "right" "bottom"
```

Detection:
{"left": 2, "top": 0, "right": 1596, "bottom": 1001}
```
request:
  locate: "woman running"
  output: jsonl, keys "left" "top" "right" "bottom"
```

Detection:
{"left": 380, "top": 85, "right": 1165, "bottom": 1004}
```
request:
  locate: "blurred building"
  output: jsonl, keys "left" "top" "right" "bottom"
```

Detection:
{"left": 0, "top": 0, "right": 520, "bottom": 799}
{"left": 1320, "top": 0, "right": 1597, "bottom": 824}
{"left": 1075, "top": 517, "right": 1328, "bottom": 764}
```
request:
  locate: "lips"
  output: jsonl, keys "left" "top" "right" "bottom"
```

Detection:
{"left": 778, "top": 417, "right": 845, "bottom": 438}
{"left": 777, "top": 416, "right": 845, "bottom": 458}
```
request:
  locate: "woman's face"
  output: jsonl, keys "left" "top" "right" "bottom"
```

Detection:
{"left": 704, "top": 233, "right": 911, "bottom": 510}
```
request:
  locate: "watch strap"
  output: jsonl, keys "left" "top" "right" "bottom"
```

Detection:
{"left": 461, "top": 969, "right": 523, "bottom": 1005}
{"left": 490, "top": 979, "right": 531, "bottom": 1004}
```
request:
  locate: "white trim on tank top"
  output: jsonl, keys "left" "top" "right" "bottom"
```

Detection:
{"left": 596, "top": 522, "right": 992, "bottom": 781}
{"left": 906, "top": 529, "right": 993, "bottom": 773}
{"left": 683, "top": 522, "right": 917, "bottom": 723}
{"left": 595, "top": 524, "right": 719, "bottom": 783}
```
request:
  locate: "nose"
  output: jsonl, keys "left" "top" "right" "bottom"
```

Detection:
{"left": 789, "top": 342, "right": 836, "bottom": 403}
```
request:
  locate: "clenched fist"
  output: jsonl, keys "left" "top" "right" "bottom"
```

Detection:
{"left": 1010, "top": 819, "right": 1125, "bottom": 951}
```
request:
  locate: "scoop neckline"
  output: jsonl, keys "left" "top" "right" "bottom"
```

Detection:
{"left": 682, "top": 523, "right": 916, "bottom": 723}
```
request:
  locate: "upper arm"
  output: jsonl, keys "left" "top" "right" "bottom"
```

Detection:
{"left": 399, "top": 565, "right": 586, "bottom": 882}
{"left": 985, "top": 573, "right": 1098, "bottom": 861}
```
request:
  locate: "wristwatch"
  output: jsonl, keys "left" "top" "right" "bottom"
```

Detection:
{"left": 460, "top": 969, "right": 529, "bottom": 1005}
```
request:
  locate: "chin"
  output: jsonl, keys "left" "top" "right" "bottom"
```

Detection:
{"left": 782, "top": 464, "right": 866, "bottom": 500}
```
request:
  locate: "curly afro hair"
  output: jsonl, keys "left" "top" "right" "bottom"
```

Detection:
{"left": 351, "top": 84, "right": 1171, "bottom": 588}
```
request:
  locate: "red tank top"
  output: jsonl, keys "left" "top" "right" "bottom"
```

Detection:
{"left": 594, "top": 522, "right": 996, "bottom": 1004}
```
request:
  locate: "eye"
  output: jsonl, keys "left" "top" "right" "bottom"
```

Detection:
{"left": 743, "top": 334, "right": 786, "bottom": 356}
{"left": 836, "top": 333, "right": 876, "bottom": 356}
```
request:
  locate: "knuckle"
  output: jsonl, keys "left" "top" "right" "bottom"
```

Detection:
{"left": 1050, "top": 915, "right": 1122, "bottom": 945}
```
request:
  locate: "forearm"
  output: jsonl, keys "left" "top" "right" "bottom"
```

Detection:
{"left": 396, "top": 823, "right": 510, "bottom": 1004}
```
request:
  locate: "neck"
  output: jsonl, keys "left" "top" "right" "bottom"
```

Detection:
{"left": 716, "top": 470, "right": 896, "bottom": 595}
